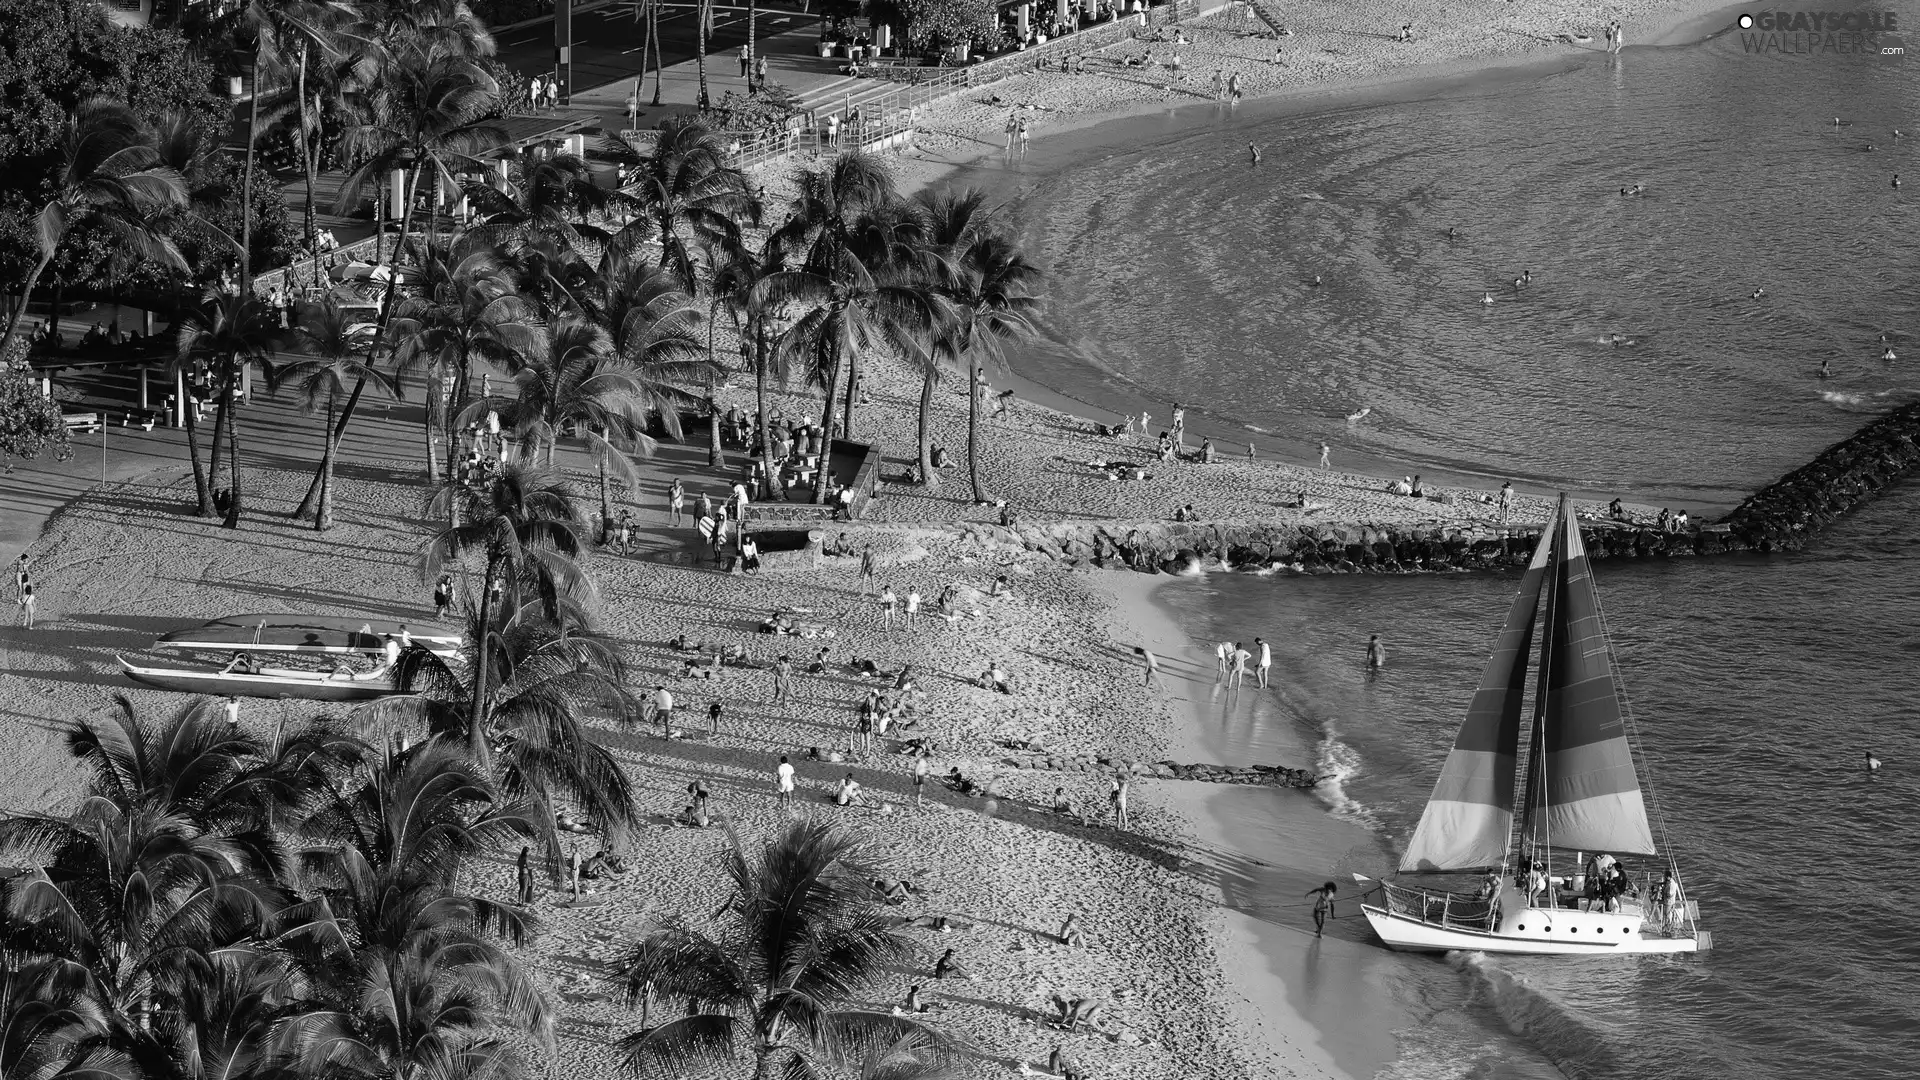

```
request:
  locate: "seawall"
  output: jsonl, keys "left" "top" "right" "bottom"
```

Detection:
{"left": 950, "top": 403, "right": 1920, "bottom": 573}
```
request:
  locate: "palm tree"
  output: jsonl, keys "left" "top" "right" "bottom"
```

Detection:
{"left": 252, "top": 0, "right": 362, "bottom": 282}
{"left": 465, "top": 152, "right": 630, "bottom": 247}
{"left": 695, "top": 0, "right": 713, "bottom": 108}
{"left": 174, "top": 292, "right": 283, "bottom": 528}
{"left": 712, "top": 236, "right": 789, "bottom": 500}
{"left": 335, "top": 55, "right": 507, "bottom": 453}
{"left": 278, "top": 297, "right": 404, "bottom": 530}
{"left": 0, "top": 958, "right": 127, "bottom": 1080}
{"left": 607, "top": 118, "right": 755, "bottom": 297}
{"left": 420, "top": 463, "right": 594, "bottom": 772}
{"left": 766, "top": 154, "right": 943, "bottom": 500}
{"left": 615, "top": 820, "right": 946, "bottom": 1080}
{"left": 0, "top": 99, "right": 188, "bottom": 360}
{"left": 916, "top": 188, "right": 1043, "bottom": 500}
{"left": 379, "top": 611, "right": 643, "bottom": 864}
{"left": 289, "top": 739, "right": 554, "bottom": 1079}
{"left": 390, "top": 240, "right": 546, "bottom": 484}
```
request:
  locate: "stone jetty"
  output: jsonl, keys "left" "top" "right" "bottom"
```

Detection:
{"left": 951, "top": 403, "right": 1920, "bottom": 574}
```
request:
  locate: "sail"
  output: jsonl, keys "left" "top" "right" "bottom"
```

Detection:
{"left": 1530, "top": 499, "right": 1657, "bottom": 854}
{"left": 1398, "top": 523, "right": 1555, "bottom": 871}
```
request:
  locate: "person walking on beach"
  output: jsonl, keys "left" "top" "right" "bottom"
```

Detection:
{"left": 776, "top": 754, "right": 796, "bottom": 809}
{"left": 13, "top": 553, "right": 27, "bottom": 600}
{"left": 1137, "top": 646, "right": 1161, "bottom": 688}
{"left": 17, "top": 580, "right": 34, "bottom": 629}
{"left": 1497, "top": 480, "right": 1514, "bottom": 523}
{"left": 772, "top": 654, "right": 794, "bottom": 707}
{"left": 904, "top": 588, "right": 921, "bottom": 631}
{"left": 1319, "top": 442, "right": 1331, "bottom": 469}
{"left": 567, "top": 842, "right": 583, "bottom": 902}
{"left": 435, "top": 572, "right": 460, "bottom": 618}
{"left": 1215, "top": 640, "right": 1230, "bottom": 678}
{"left": 1230, "top": 642, "right": 1252, "bottom": 687}
{"left": 1306, "top": 881, "right": 1337, "bottom": 935}
{"left": 707, "top": 699, "right": 724, "bottom": 736}
{"left": 858, "top": 544, "right": 877, "bottom": 595}
{"left": 516, "top": 845, "right": 535, "bottom": 905}
{"left": 696, "top": 490, "right": 713, "bottom": 525}
{"left": 1004, "top": 112, "right": 1018, "bottom": 154}
{"left": 1366, "top": 634, "right": 1387, "bottom": 670}
{"left": 1018, "top": 118, "right": 1031, "bottom": 156}
{"left": 1211, "top": 69, "right": 1225, "bottom": 100}
{"left": 1109, "top": 773, "right": 1132, "bottom": 830}
{"left": 669, "top": 479, "right": 686, "bottom": 527}
{"left": 913, "top": 747, "right": 931, "bottom": 807}
{"left": 1255, "top": 636, "right": 1272, "bottom": 688}
{"left": 1227, "top": 69, "right": 1241, "bottom": 100}
{"left": 879, "top": 586, "right": 899, "bottom": 630}
{"left": 1171, "top": 402, "right": 1186, "bottom": 448}
{"left": 653, "top": 685, "right": 675, "bottom": 735}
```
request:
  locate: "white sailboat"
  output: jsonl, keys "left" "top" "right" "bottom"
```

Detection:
{"left": 1360, "top": 495, "right": 1710, "bottom": 956}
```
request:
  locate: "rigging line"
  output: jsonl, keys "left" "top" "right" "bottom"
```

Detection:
{"left": 1586, "top": 551, "right": 1683, "bottom": 869}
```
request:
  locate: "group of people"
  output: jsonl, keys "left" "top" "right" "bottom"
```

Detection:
{"left": 526, "top": 73, "right": 561, "bottom": 111}
{"left": 1214, "top": 637, "right": 1273, "bottom": 688}
{"left": 1654, "top": 507, "right": 1691, "bottom": 533}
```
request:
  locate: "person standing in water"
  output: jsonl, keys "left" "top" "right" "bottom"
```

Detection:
{"left": 1319, "top": 442, "right": 1331, "bottom": 470}
{"left": 1366, "top": 634, "right": 1386, "bottom": 669}
{"left": 1255, "top": 637, "right": 1272, "bottom": 688}
{"left": 1248, "top": 143, "right": 1262, "bottom": 166}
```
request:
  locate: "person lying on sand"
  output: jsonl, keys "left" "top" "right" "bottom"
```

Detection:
{"left": 981, "top": 662, "right": 1012, "bottom": 694}
{"left": 873, "top": 878, "right": 914, "bottom": 904}
{"left": 1049, "top": 994, "right": 1104, "bottom": 1033}
{"left": 933, "top": 948, "right": 970, "bottom": 979}
{"left": 555, "top": 811, "right": 593, "bottom": 834}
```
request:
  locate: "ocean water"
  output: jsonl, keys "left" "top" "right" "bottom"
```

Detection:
{"left": 982, "top": 23, "right": 1920, "bottom": 1080}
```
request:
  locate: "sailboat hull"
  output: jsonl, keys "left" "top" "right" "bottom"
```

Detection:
{"left": 1361, "top": 901, "right": 1701, "bottom": 955}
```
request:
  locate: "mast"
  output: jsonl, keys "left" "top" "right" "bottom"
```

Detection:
{"left": 1398, "top": 513, "right": 1555, "bottom": 872}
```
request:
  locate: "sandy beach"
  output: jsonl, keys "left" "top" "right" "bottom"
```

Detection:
{"left": 0, "top": 0, "right": 1747, "bottom": 1076}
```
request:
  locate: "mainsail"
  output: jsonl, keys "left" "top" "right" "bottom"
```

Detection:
{"left": 1527, "top": 499, "right": 1657, "bottom": 854}
{"left": 1398, "top": 523, "right": 1555, "bottom": 872}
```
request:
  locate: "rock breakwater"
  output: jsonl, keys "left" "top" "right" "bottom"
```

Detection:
{"left": 1720, "top": 401, "right": 1920, "bottom": 552}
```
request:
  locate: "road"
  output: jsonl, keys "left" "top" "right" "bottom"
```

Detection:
{"left": 490, "top": 1, "right": 821, "bottom": 104}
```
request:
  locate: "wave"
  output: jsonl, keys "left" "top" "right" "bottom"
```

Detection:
{"left": 1820, "top": 390, "right": 1870, "bottom": 407}
{"left": 1446, "top": 952, "right": 1626, "bottom": 1079}
{"left": 1311, "top": 724, "right": 1379, "bottom": 828}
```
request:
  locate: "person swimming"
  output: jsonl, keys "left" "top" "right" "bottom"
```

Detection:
{"left": 1867, "top": 751, "right": 1882, "bottom": 770}
{"left": 1480, "top": 291, "right": 1495, "bottom": 305}
{"left": 1512, "top": 275, "right": 1524, "bottom": 290}
{"left": 1522, "top": 269, "right": 1532, "bottom": 284}
{"left": 1820, "top": 358, "right": 1832, "bottom": 378}
{"left": 1346, "top": 406, "right": 1371, "bottom": 424}
{"left": 1248, "top": 142, "right": 1261, "bottom": 166}
{"left": 1894, "top": 174, "right": 1902, "bottom": 189}
{"left": 1883, "top": 347, "right": 1898, "bottom": 361}
{"left": 1447, "top": 226, "right": 1457, "bottom": 239}
{"left": 1751, "top": 286, "right": 1766, "bottom": 299}
{"left": 1310, "top": 274, "right": 1322, "bottom": 287}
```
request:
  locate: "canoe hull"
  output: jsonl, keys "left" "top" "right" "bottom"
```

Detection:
{"left": 117, "top": 656, "right": 407, "bottom": 702}
{"left": 154, "top": 614, "right": 460, "bottom": 657}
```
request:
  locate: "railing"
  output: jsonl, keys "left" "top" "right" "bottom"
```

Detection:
{"left": 1379, "top": 882, "right": 1497, "bottom": 932}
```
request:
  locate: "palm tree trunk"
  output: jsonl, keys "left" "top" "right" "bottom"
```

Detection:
{"left": 240, "top": 60, "right": 262, "bottom": 284}
{"left": 967, "top": 362, "right": 986, "bottom": 503}
{"left": 293, "top": 374, "right": 367, "bottom": 519}
{"left": 469, "top": 554, "right": 498, "bottom": 772}
{"left": 748, "top": 0, "right": 759, "bottom": 91}
{"left": 649, "top": 0, "right": 664, "bottom": 105}
{"left": 695, "top": 0, "right": 711, "bottom": 109}
{"left": 597, "top": 453, "right": 612, "bottom": 543}
{"left": 843, "top": 351, "right": 860, "bottom": 438}
{"left": 296, "top": 44, "right": 319, "bottom": 284}
{"left": 387, "top": 159, "right": 434, "bottom": 480}
{"left": 209, "top": 368, "right": 231, "bottom": 490}
{"left": 316, "top": 393, "right": 339, "bottom": 530}
{"left": 916, "top": 364, "right": 938, "bottom": 489}
{"left": 814, "top": 338, "right": 844, "bottom": 503}
{"left": 0, "top": 254, "right": 54, "bottom": 361}
{"left": 184, "top": 388, "right": 215, "bottom": 517}
{"left": 222, "top": 381, "right": 245, "bottom": 529}
{"left": 755, "top": 323, "right": 782, "bottom": 500}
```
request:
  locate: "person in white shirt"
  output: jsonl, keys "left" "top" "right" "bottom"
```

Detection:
{"left": 653, "top": 686, "right": 674, "bottom": 734}
{"left": 904, "top": 590, "right": 921, "bottom": 630}
{"left": 1255, "top": 636, "right": 1272, "bottom": 688}
{"left": 775, "top": 754, "right": 796, "bottom": 808}
{"left": 834, "top": 773, "right": 862, "bottom": 807}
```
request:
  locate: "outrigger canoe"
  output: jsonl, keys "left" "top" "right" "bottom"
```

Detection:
{"left": 117, "top": 655, "right": 411, "bottom": 703}
{"left": 153, "top": 615, "right": 462, "bottom": 658}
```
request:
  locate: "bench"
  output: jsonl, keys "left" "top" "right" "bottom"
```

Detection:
{"left": 63, "top": 412, "right": 101, "bottom": 434}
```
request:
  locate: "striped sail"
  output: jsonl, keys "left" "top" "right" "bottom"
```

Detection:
{"left": 1530, "top": 499, "right": 1657, "bottom": 854}
{"left": 1398, "top": 524, "right": 1555, "bottom": 872}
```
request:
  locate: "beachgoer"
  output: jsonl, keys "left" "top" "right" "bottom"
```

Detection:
{"left": 1050, "top": 787, "right": 1072, "bottom": 814}
{"left": 834, "top": 772, "right": 863, "bottom": 807}
{"left": 433, "top": 572, "right": 455, "bottom": 618}
{"left": 776, "top": 754, "right": 796, "bottom": 808}
{"left": 669, "top": 479, "right": 686, "bottom": 527}
{"left": 223, "top": 696, "right": 240, "bottom": 725}
{"left": 1366, "top": 634, "right": 1386, "bottom": 669}
{"left": 1497, "top": 480, "right": 1514, "bottom": 522}
{"left": 653, "top": 686, "right": 674, "bottom": 734}
{"left": 879, "top": 586, "right": 898, "bottom": 630}
{"left": 1306, "top": 881, "right": 1337, "bottom": 935}
{"left": 933, "top": 948, "right": 968, "bottom": 979}
{"left": 859, "top": 544, "right": 876, "bottom": 594}
{"left": 1138, "top": 646, "right": 1160, "bottom": 688}
{"left": 913, "top": 748, "right": 930, "bottom": 807}
{"left": 1319, "top": 442, "right": 1331, "bottom": 469}
{"left": 1246, "top": 441, "right": 1257, "bottom": 462}
{"left": 12, "top": 554, "right": 26, "bottom": 601}
{"left": 516, "top": 845, "right": 534, "bottom": 904}
{"left": 1249, "top": 142, "right": 1261, "bottom": 166}
{"left": 1109, "top": 773, "right": 1131, "bottom": 830}
{"left": 1255, "top": 636, "right": 1272, "bottom": 688}
{"left": 1058, "top": 912, "right": 1087, "bottom": 946}
{"left": 904, "top": 589, "right": 921, "bottom": 630}
{"left": 772, "top": 654, "right": 794, "bottom": 706}
{"left": 1230, "top": 642, "right": 1252, "bottom": 687}
{"left": 707, "top": 700, "right": 724, "bottom": 736}
{"left": 17, "top": 581, "right": 34, "bottom": 629}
